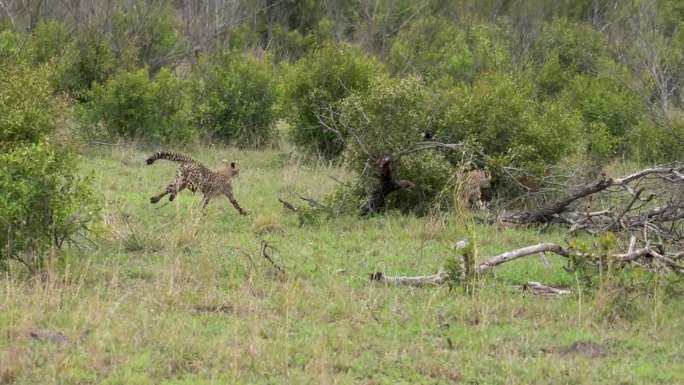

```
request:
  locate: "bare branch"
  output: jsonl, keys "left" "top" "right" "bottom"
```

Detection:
{"left": 477, "top": 243, "right": 570, "bottom": 273}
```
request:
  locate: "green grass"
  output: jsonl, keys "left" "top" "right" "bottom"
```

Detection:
{"left": 2, "top": 146, "right": 683, "bottom": 384}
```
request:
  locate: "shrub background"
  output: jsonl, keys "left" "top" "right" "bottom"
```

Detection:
{"left": 190, "top": 52, "right": 278, "bottom": 147}
{"left": 0, "top": 63, "right": 95, "bottom": 270}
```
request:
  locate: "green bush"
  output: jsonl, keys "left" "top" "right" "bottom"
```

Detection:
{"left": 389, "top": 17, "right": 511, "bottom": 83}
{"left": 533, "top": 21, "right": 606, "bottom": 75}
{"left": 335, "top": 75, "right": 454, "bottom": 214}
{"left": 281, "top": 41, "right": 382, "bottom": 158}
{"left": 0, "top": 29, "right": 32, "bottom": 64}
{"left": 532, "top": 21, "right": 607, "bottom": 96}
{"left": 561, "top": 75, "right": 646, "bottom": 157}
{"left": 442, "top": 73, "right": 583, "bottom": 168}
{"left": 0, "top": 64, "right": 95, "bottom": 272}
{"left": 82, "top": 67, "right": 194, "bottom": 143}
{"left": 627, "top": 117, "right": 684, "bottom": 162}
{"left": 191, "top": 53, "right": 278, "bottom": 147}
{"left": 53, "top": 30, "right": 119, "bottom": 99}
{"left": 31, "top": 20, "right": 69, "bottom": 64}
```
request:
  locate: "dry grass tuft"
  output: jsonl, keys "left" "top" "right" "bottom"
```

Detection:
{"left": 250, "top": 213, "right": 286, "bottom": 235}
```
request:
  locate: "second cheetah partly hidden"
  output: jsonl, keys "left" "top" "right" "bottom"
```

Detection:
{"left": 457, "top": 169, "right": 491, "bottom": 210}
{"left": 146, "top": 152, "right": 249, "bottom": 216}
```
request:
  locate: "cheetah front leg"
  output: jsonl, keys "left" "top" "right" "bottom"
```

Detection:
{"left": 226, "top": 193, "right": 249, "bottom": 216}
{"left": 469, "top": 190, "right": 485, "bottom": 210}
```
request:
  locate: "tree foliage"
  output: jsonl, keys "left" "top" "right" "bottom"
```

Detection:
{"left": 82, "top": 67, "right": 194, "bottom": 143}
{"left": 0, "top": 64, "right": 95, "bottom": 271}
{"left": 281, "top": 41, "right": 382, "bottom": 158}
{"left": 190, "top": 52, "right": 278, "bottom": 147}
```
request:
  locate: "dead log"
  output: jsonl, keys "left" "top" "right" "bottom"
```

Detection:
{"left": 476, "top": 243, "right": 570, "bottom": 273}
{"left": 369, "top": 271, "right": 445, "bottom": 286}
{"left": 515, "top": 282, "right": 572, "bottom": 298}
{"left": 369, "top": 241, "right": 681, "bottom": 287}
{"left": 278, "top": 198, "right": 298, "bottom": 212}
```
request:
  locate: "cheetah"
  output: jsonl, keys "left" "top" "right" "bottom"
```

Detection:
{"left": 146, "top": 152, "right": 249, "bottom": 215}
{"left": 456, "top": 169, "right": 491, "bottom": 210}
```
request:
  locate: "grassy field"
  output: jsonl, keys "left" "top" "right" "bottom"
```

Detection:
{"left": 2, "top": 146, "right": 683, "bottom": 384}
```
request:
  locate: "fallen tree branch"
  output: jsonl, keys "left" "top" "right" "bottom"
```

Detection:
{"left": 369, "top": 271, "right": 445, "bottom": 286}
{"left": 476, "top": 243, "right": 570, "bottom": 273}
{"left": 515, "top": 282, "right": 572, "bottom": 298}
{"left": 278, "top": 198, "right": 298, "bottom": 212}
{"left": 500, "top": 163, "right": 684, "bottom": 242}
{"left": 260, "top": 240, "right": 286, "bottom": 276}
{"left": 299, "top": 195, "right": 328, "bottom": 210}
{"left": 370, "top": 241, "right": 682, "bottom": 287}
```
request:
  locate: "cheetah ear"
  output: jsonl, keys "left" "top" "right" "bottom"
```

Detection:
{"left": 231, "top": 161, "right": 237, "bottom": 168}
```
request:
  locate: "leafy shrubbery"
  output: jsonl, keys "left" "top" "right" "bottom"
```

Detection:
{"left": 0, "top": 64, "right": 95, "bottom": 271}
{"left": 561, "top": 75, "right": 646, "bottom": 158}
{"left": 442, "top": 73, "right": 583, "bottom": 167}
{"left": 191, "top": 52, "right": 278, "bottom": 147}
{"left": 82, "top": 67, "right": 194, "bottom": 143}
{"left": 337, "top": 75, "right": 453, "bottom": 213}
{"left": 389, "top": 17, "right": 511, "bottom": 83}
{"left": 281, "top": 41, "right": 382, "bottom": 158}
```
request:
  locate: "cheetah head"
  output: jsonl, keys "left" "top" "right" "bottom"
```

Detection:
{"left": 221, "top": 159, "right": 240, "bottom": 177}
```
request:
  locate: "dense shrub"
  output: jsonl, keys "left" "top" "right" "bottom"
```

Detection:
{"left": 31, "top": 20, "right": 70, "bottom": 64}
{"left": 533, "top": 21, "right": 606, "bottom": 75}
{"left": 335, "top": 75, "right": 454, "bottom": 214}
{"left": 281, "top": 41, "right": 382, "bottom": 158}
{"left": 532, "top": 21, "right": 607, "bottom": 96}
{"left": 561, "top": 75, "right": 646, "bottom": 157}
{"left": 0, "top": 29, "right": 32, "bottom": 63}
{"left": 441, "top": 73, "right": 583, "bottom": 168}
{"left": 54, "top": 30, "right": 119, "bottom": 99}
{"left": 82, "top": 67, "right": 194, "bottom": 143}
{"left": 191, "top": 53, "right": 278, "bottom": 147}
{"left": 627, "top": 118, "right": 684, "bottom": 162}
{"left": 389, "top": 17, "right": 511, "bottom": 83}
{"left": 0, "top": 64, "right": 95, "bottom": 271}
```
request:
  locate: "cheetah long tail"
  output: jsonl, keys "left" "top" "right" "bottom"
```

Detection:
{"left": 145, "top": 152, "right": 196, "bottom": 165}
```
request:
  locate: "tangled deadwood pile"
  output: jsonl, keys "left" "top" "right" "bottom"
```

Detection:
{"left": 499, "top": 163, "right": 684, "bottom": 240}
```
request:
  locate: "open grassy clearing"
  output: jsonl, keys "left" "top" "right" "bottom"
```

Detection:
{"left": 2, "top": 146, "right": 683, "bottom": 384}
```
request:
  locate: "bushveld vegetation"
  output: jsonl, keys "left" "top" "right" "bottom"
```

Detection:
{"left": 1, "top": 1, "right": 684, "bottom": 383}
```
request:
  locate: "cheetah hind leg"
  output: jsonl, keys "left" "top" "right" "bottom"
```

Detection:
{"left": 151, "top": 181, "right": 187, "bottom": 204}
{"left": 151, "top": 183, "right": 174, "bottom": 204}
{"left": 200, "top": 196, "right": 211, "bottom": 215}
